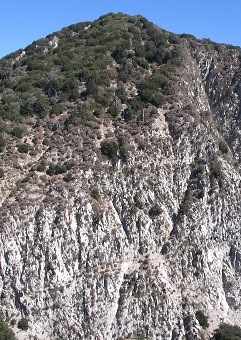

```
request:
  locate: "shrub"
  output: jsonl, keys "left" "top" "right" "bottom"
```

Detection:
{"left": 90, "top": 188, "right": 100, "bottom": 200}
{"left": 134, "top": 196, "right": 143, "bottom": 209}
{"left": 11, "top": 127, "right": 25, "bottom": 138}
{"left": 0, "top": 138, "right": 6, "bottom": 150}
{"left": 179, "top": 202, "right": 188, "bottom": 215}
{"left": 42, "top": 138, "right": 49, "bottom": 146}
{"left": 211, "top": 164, "right": 222, "bottom": 178}
{"left": 219, "top": 140, "right": 228, "bottom": 154}
{"left": 36, "top": 164, "right": 46, "bottom": 172}
{"left": 63, "top": 172, "right": 73, "bottom": 182}
{"left": 212, "top": 323, "right": 241, "bottom": 339}
{"left": 149, "top": 204, "right": 162, "bottom": 218}
{"left": 119, "top": 145, "right": 129, "bottom": 162}
{"left": 100, "top": 140, "right": 119, "bottom": 159}
{"left": 46, "top": 163, "right": 67, "bottom": 176}
{"left": 17, "top": 317, "right": 28, "bottom": 331}
{"left": 19, "top": 100, "right": 34, "bottom": 116}
{"left": 107, "top": 105, "right": 119, "bottom": 118}
{"left": 0, "top": 168, "right": 4, "bottom": 178}
{"left": 195, "top": 310, "right": 209, "bottom": 329}
{"left": 17, "top": 144, "right": 29, "bottom": 153}
{"left": 0, "top": 315, "right": 15, "bottom": 339}
{"left": 50, "top": 103, "right": 65, "bottom": 116}
{"left": 0, "top": 123, "right": 5, "bottom": 133}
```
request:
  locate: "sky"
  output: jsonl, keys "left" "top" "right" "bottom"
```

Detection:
{"left": 1, "top": 0, "right": 241, "bottom": 58}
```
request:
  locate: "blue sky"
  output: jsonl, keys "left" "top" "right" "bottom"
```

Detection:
{"left": 1, "top": 0, "right": 240, "bottom": 58}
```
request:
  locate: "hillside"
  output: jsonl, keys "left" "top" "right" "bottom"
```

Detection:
{"left": 0, "top": 12, "right": 241, "bottom": 339}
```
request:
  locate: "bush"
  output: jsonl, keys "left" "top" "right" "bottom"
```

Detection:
{"left": 42, "top": 138, "right": 49, "bottom": 146}
{"left": 90, "top": 188, "right": 100, "bottom": 200}
{"left": 107, "top": 105, "right": 119, "bottom": 117}
{"left": 11, "top": 127, "right": 24, "bottom": 138}
{"left": 100, "top": 140, "right": 119, "bottom": 159}
{"left": 219, "top": 140, "right": 228, "bottom": 154}
{"left": 119, "top": 145, "right": 129, "bottom": 162}
{"left": 46, "top": 163, "right": 67, "bottom": 176}
{"left": 149, "top": 204, "right": 162, "bottom": 218}
{"left": 0, "top": 123, "right": 5, "bottom": 133}
{"left": 0, "top": 168, "right": 4, "bottom": 178}
{"left": 179, "top": 202, "right": 188, "bottom": 215}
{"left": 211, "top": 164, "right": 222, "bottom": 179}
{"left": 0, "top": 315, "right": 15, "bottom": 339}
{"left": 50, "top": 103, "right": 65, "bottom": 116}
{"left": 36, "top": 164, "right": 46, "bottom": 172}
{"left": 17, "top": 144, "right": 29, "bottom": 153}
{"left": 17, "top": 317, "right": 28, "bottom": 331}
{"left": 0, "top": 138, "right": 6, "bottom": 150}
{"left": 195, "top": 310, "right": 209, "bottom": 329}
{"left": 212, "top": 323, "right": 241, "bottom": 339}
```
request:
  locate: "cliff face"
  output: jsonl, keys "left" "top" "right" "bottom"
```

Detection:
{"left": 1, "top": 13, "right": 241, "bottom": 339}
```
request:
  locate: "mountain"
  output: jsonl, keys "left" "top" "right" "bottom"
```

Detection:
{"left": 1, "top": 12, "right": 241, "bottom": 339}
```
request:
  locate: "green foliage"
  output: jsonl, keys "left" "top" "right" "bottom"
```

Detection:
{"left": 219, "top": 140, "right": 228, "bottom": 154}
{"left": 149, "top": 204, "right": 162, "bottom": 218}
{"left": 0, "top": 315, "right": 15, "bottom": 339}
{"left": 179, "top": 202, "right": 188, "bottom": 215}
{"left": 17, "top": 317, "right": 28, "bottom": 331}
{"left": 100, "top": 140, "right": 119, "bottom": 159}
{"left": 0, "top": 168, "right": 4, "bottom": 178}
{"left": 33, "top": 97, "right": 49, "bottom": 117}
{"left": 19, "top": 100, "right": 34, "bottom": 116}
{"left": 138, "top": 72, "right": 171, "bottom": 106}
{"left": 119, "top": 145, "right": 130, "bottom": 162}
{"left": 128, "top": 96, "right": 144, "bottom": 112}
{"left": 66, "top": 106, "right": 95, "bottom": 126}
{"left": 11, "top": 127, "right": 25, "bottom": 138}
{"left": 116, "top": 86, "right": 128, "bottom": 103}
{"left": 44, "top": 78, "right": 63, "bottom": 97}
{"left": 36, "top": 164, "right": 46, "bottom": 172}
{"left": 212, "top": 323, "right": 241, "bottom": 339}
{"left": 50, "top": 103, "right": 65, "bottom": 116}
{"left": 90, "top": 188, "right": 100, "bottom": 200}
{"left": 0, "top": 137, "right": 6, "bottom": 150}
{"left": 17, "top": 144, "right": 29, "bottom": 153}
{"left": 0, "top": 123, "right": 5, "bottom": 133}
{"left": 46, "top": 163, "right": 68, "bottom": 176}
{"left": 211, "top": 164, "right": 222, "bottom": 178}
{"left": 107, "top": 105, "right": 119, "bottom": 117}
{"left": 134, "top": 195, "right": 143, "bottom": 209}
{"left": 195, "top": 310, "right": 209, "bottom": 329}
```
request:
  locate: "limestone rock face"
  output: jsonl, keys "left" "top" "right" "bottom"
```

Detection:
{"left": 1, "top": 14, "right": 241, "bottom": 339}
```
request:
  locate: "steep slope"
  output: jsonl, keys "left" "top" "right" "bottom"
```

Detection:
{"left": 0, "top": 13, "right": 241, "bottom": 339}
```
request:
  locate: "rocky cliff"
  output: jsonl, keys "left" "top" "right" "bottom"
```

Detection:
{"left": 0, "top": 13, "right": 241, "bottom": 339}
